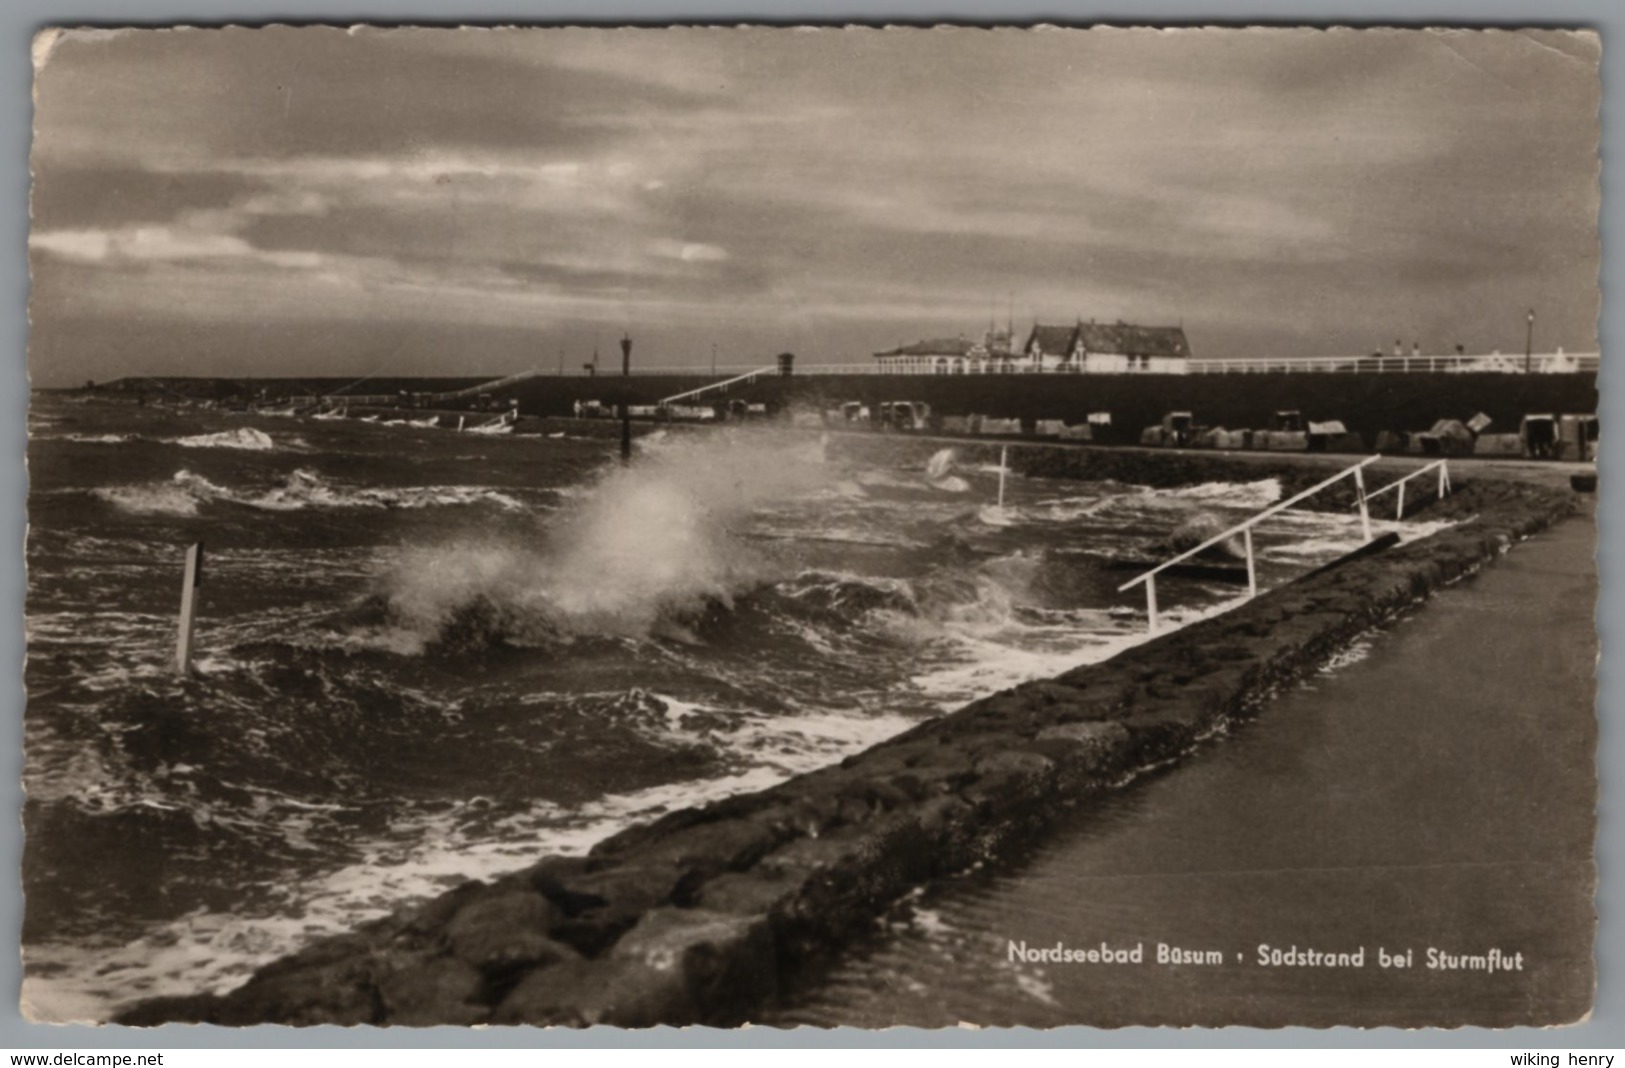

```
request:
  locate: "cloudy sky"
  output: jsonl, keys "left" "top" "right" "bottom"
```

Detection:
{"left": 28, "top": 26, "right": 1599, "bottom": 386}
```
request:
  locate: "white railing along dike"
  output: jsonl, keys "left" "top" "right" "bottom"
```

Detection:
{"left": 429, "top": 368, "right": 542, "bottom": 402}
{"left": 1118, "top": 455, "right": 1388, "bottom": 634}
{"left": 659, "top": 366, "right": 776, "bottom": 405}
{"left": 548, "top": 353, "right": 1596, "bottom": 378}
{"left": 1186, "top": 353, "right": 1598, "bottom": 375}
{"left": 1361, "top": 459, "right": 1452, "bottom": 521}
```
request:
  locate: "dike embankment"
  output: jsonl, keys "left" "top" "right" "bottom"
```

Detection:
{"left": 93, "top": 368, "right": 1599, "bottom": 449}
{"left": 119, "top": 454, "right": 1578, "bottom": 1028}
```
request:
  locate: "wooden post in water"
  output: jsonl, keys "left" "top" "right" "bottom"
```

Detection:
{"left": 1243, "top": 527, "right": 1257, "bottom": 599}
{"left": 620, "top": 334, "right": 633, "bottom": 465}
{"left": 176, "top": 541, "right": 204, "bottom": 676}
{"left": 1353, "top": 466, "right": 1372, "bottom": 542}
{"left": 997, "top": 445, "right": 1008, "bottom": 509}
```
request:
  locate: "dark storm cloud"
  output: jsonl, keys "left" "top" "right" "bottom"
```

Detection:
{"left": 29, "top": 167, "right": 271, "bottom": 231}
{"left": 31, "top": 26, "right": 711, "bottom": 167}
{"left": 27, "top": 26, "right": 1600, "bottom": 384}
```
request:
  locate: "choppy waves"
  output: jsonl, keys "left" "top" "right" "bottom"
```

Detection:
{"left": 173, "top": 427, "right": 278, "bottom": 451}
{"left": 27, "top": 411, "right": 1431, "bottom": 1021}
{"left": 91, "top": 468, "right": 524, "bottom": 517}
{"left": 53, "top": 427, "right": 283, "bottom": 450}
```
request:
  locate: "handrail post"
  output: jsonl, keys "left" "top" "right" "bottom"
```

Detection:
{"left": 1353, "top": 466, "right": 1372, "bottom": 542}
{"left": 1243, "top": 526, "right": 1257, "bottom": 599}
{"left": 176, "top": 541, "right": 204, "bottom": 675}
{"left": 1117, "top": 455, "right": 1382, "bottom": 628}
{"left": 1396, "top": 480, "right": 1406, "bottom": 521}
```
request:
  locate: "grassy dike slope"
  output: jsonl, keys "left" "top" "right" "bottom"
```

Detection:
{"left": 119, "top": 453, "right": 1579, "bottom": 1027}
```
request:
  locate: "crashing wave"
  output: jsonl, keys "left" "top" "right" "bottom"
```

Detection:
{"left": 60, "top": 433, "right": 140, "bottom": 444}
{"left": 93, "top": 468, "right": 524, "bottom": 516}
{"left": 374, "top": 431, "right": 837, "bottom": 648}
{"left": 91, "top": 480, "right": 205, "bottom": 517}
{"left": 1151, "top": 477, "right": 1283, "bottom": 509}
{"left": 172, "top": 427, "right": 277, "bottom": 451}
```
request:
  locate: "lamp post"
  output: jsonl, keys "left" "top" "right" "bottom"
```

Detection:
{"left": 1525, "top": 309, "right": 1535, "bottom": 374}
{"left": 619, "top": 333, "right": 633, "bottom": 465}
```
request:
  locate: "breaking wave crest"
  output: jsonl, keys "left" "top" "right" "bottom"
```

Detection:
{"left": 373, "top": 431, "right": 838, "bottom": 648}
{"left": 59, "top": 433, "right": 140, "bottom": 444}
{"left": 91, "top": 480, "right": 205, "bottom": 517}
{"left": 173, "top": 427, "right": 278, "bottom": 451}
{"left": 93, "top": 468, "right": 523, "bottom": 516}
{"left": 1153, "top": 477, "right": 1283, "bottom": 508}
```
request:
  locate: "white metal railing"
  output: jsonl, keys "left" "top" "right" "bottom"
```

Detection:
{"left": 590, "top": 364, "right": 767, "bottom": 377}
{"left": 1362, "top": 459, "right": 1451, "bottom": 521}
{"left": 340, "top": 352, "right": 1595, "bottom": 382}
{"left": 428, "top": 368, "right": 541, "bottom": 403}
{"left": 778, "top": 354, "right": 1596, "bottom": 376}
{"left": 1188, "top": 352, "right": 1598, "bottom": 375}
{"left": 1118, "top": 455, "right": 1384, "bottom": 633}
{"left": 659, "top": 366, "right": 776, "bottom": 405}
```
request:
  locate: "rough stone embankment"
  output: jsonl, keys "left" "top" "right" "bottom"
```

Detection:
{"left": 119, "top": 464, "right": 1575, "bottom": 1028}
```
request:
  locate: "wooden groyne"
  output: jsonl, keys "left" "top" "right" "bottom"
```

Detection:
{"left": 118, "top": 457, "right": 1578, "bottom": 1028}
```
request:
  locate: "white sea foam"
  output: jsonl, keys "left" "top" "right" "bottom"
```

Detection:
{"left": 1155, "top": 478, "right": 1284, "bottom": 508}
{"left": 1317, "top": 636, "right": 1376, "bottom": 675}
{"left": 976, "top": 504, "right": 1014, "bottom": 527}
{"left": 906, "top": 615, "right": 1145, "bottom": 709}
{"left": 251, "top": 469, "right": 523, "bottom": 512}
{"left": 855, "top": 470, "right": 927, "bottom": 491}
{"left": 91, "top": 480, "right": 207, "bottom": 516}
{"left": 20, "top": 689, "right": 921, "bottom": 1023}
{"left": 379, "top": 430, "right": 839, "bottom": 644}
{"left": 29, "top": 456, "right": 1411, "bottom": 1022}
{"left": 172, "top": 427, "right": 277, "bottom": 451}
{"left": 92, "top": 468, "right": 524, "bottom": 516}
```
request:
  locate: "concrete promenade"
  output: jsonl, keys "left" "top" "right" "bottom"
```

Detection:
{"left": 777, "top": 498, "right": 1598, "bottom": 1027}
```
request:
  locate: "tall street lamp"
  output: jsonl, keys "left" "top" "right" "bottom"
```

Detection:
{"left": 620, "top": 333, "right": 633, "bottom": 464}
{"left": 1525, "top": 309, "right": 1535, "bottom": 374}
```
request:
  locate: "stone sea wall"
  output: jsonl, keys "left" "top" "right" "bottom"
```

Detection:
{"left": 119, "top": 459, "right": 1577, "bottom": 1028}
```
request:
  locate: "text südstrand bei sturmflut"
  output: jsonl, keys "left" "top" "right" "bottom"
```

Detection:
{"left": 1006, "top": 941, "right": 1527, "bottom": 971}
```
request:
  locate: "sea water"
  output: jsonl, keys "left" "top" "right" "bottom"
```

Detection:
{"left": 21, "top": 395, "right": 1441, "bottom": 1021}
